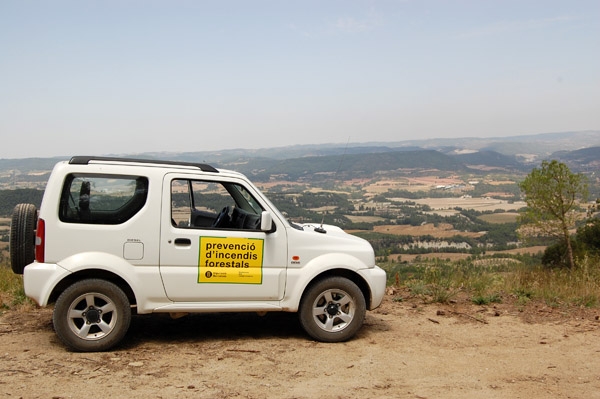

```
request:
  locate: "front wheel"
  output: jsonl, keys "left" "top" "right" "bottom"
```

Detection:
{"left": 299, "top": 277, "right": 366, "bottom": 342}
{"left": 53, "top": 279, "right": 131, "bottom": 352}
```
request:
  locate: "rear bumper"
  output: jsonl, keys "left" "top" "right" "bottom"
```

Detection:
{"left": 23, "top": 262, "right": 70, "bottom": 306}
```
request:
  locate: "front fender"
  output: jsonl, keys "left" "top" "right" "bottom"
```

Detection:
{"left": 280, "top": 252, "right": 372, "bottom": 312}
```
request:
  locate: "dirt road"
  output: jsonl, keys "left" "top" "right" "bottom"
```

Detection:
{"left": 1, "top": 295, "right": 599, "bottom": 399}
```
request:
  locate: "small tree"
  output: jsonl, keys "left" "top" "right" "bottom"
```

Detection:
{"left": 518, "top": 160, "right": 588, "bottom": 269}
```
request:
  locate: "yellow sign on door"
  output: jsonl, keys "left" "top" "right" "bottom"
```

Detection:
{"left": 198, "top": 236, "right": 264, "bottom": 284}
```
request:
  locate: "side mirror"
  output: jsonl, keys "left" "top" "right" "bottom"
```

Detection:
{"left": 260, "top": 211, "right": 273, "bottom": 232}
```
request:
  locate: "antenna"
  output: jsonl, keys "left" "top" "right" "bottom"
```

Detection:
{"left": 314, "top": 137, "right": 350, "bottom": 234}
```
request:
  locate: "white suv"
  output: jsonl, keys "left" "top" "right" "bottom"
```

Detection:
{"left": 10, "top": 156, "right": 386, "bottom": 352}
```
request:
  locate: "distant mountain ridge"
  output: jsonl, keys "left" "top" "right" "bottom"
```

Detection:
{"left": 448, "top": 150, "right": 524, "bottom": 170}
{"left": 244, "top": 150, "right": 469, "bottom": 181}
{"left": 0, "top": 131, "right": 598, "bottom": 182}
{"left": 394, "top": 130, "right": 600, "bottom": 159}
{"left": 150, "top": 130, "right": 600, "bottom": 166}
{"left": 550, "top": 146, "right": 600, "bottom": 172}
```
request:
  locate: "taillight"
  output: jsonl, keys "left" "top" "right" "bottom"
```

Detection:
{"left": 35, "top": 218, "right": 45, "bottom": 263}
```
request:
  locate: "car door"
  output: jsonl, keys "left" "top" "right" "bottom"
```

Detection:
{"left": 159, "top": 173, "right": 288, "bottom": 302}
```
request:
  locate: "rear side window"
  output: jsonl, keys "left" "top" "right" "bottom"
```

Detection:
{"left": 59, "top": 174, "right": 149, "bottom": 224}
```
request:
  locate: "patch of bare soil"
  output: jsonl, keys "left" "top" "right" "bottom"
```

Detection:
{"left": 1, "top": 295, "right": 599, "bottom": 399}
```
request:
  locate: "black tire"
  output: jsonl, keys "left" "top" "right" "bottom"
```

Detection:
{"left": 299, "top": 277, "right": 366, "bottom": 343}
{"left": 53, "top": 279, "right": 131, "bottom": 352}
{"left": 9, "top": 203, "right": 38, "bottom": 274}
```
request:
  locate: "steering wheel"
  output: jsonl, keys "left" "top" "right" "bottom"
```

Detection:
{"left": 212, "top": 206, "right": 230, "bottom": 228}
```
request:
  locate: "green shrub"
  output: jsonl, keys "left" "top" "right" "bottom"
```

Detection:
{"left": 542, "top": 239, "right": 583, "bottom": 269}
{"left": 577, "top": 219, "right": 600, "bottom": 254}
{"left": 472, "top": 293, "right": 502, "bottom": 305}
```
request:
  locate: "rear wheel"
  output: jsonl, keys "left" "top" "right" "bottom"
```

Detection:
{"left": 9, "top": 203, "right": 37, "bottom": 274}
{"left": 53, "top": 279, "right": 131, "bottom": 352}
{"left": 299, "top": 277, "right": 366, "bottom": 342}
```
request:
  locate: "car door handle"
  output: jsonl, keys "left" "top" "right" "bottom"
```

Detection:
{"left": 174, "top": 238, "right": 191, "bottom": 246}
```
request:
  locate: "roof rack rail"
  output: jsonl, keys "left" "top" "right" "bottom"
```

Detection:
{"left": 69, "top": 156, "right": 219, "bottom": 173}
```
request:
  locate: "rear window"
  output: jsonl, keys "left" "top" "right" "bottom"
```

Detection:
{"left": 59, "top": 174, "right": 149, "bottom": 224}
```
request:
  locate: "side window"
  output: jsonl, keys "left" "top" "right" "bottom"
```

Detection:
{"left": 171, "top": 179, "right": 263, "bottom": 230}
{"left": 59, "top": 174, "right": 148, "bottom": 224}
{"left": 170, "top": 179, "right": 192, "bottom": 227}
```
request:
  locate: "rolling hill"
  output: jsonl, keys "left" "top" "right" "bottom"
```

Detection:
{"left": 0, "top": 131, "right": 598, "bottom": 189}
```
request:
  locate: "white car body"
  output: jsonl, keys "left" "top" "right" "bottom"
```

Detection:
{"left": 18, "top": 156, "right": 386, "bottom": 351}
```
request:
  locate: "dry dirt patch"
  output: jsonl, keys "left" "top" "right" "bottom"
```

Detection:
{"left": 1, "top": 296, "right": 599, "bottom": 399}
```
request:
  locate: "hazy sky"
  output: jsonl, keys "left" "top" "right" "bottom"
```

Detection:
{"left": 1, "top": 1, "right": 599, "bottom": 159}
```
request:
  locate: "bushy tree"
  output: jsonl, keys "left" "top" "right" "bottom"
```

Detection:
{"left": 541, "top": 239, "right": 583, "bottom": 268}
{"left": 576, "top": 218, "right": 600, "bottom": 255}
{"left": 519, "top": 160, "right": 588, "bottom": 269}
{"left": 543, "top": 219, "right": 600, "bottom": 268}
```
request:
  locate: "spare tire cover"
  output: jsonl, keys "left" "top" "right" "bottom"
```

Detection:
{"left": 10, "top": 203, "right": 38, "bottom": 274}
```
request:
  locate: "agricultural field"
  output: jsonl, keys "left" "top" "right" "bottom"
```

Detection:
{"left": 361, "top": 177, "right": 459, "bottom": 194}
{"left": 407, "top": 197, "right": 525, "bottom": 212}
{"left": 372, "top": 223, "right": 483, "bottom": 239}
{"left": 479, "top": 212, "right": 520, "bottom": 224}
{"left": 1, "top": 161, "right": 593, "bottom": 260}
{"left": 0, "top": 217, "right": 9, "bottom": 262}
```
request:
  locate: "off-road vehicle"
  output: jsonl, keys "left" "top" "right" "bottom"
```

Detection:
{"left": 10, "top": 156, "right": 386, "bottom": 352}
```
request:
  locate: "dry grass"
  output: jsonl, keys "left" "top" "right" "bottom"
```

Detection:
{"left": 504, "top": 257, "right": 600, "bottom": 308}
{"left": 383, "top": 253, "right": 600, "bottom": 308}
{"left": 0, "top": 265, "right": 33, "bottom": 311}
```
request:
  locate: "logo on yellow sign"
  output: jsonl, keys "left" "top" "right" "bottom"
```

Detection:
{"left": 198, "top": 236, "right": 264, "bottom": 284}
